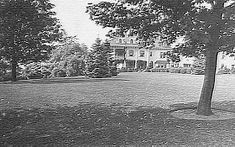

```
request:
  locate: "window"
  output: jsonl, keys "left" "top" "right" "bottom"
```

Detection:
{"left": 140, "top": 50, "right": 145, "bottom": 57}
{"left": 174, "top": 63, "right": 179, "bottom": 68}
{"left": 160, "top": 52, "right": 166, "bottom": 58}
{"left": 150, "top": 51, "right": 153, "bottom": 57}
{"left": 129, "top": 50, "right": 134, "bottom": 56}
{"left": 119, "top": 39, "right": 122, "bottom": 43}
{"left": 183, "top": 64, "right": 191, "bottom": 68}
{"left": 130, "top": 39, "right": 133, "bottom": 44}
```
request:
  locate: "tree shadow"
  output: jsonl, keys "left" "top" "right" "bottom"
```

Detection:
{"left": 169, "top": 100, "right": 235, "bottom": 113}
{"left": 0, "top": 77, "right": 129, "bottom": 84}
{"left": 0, "top": 102, "right": 235, "bottom": 146}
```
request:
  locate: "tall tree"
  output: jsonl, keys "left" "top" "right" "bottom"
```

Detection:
{"left": 0, "top": 0, "right": 63, "bottom": 81}
{"left": 87, "top": 0, "right": 235, "bottom": 116}
{"left": 86, "top": 38, "right": 112, "bottom": 78}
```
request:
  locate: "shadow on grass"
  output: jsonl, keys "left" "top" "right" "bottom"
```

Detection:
{"left": 169, "top": 100, "right": 235, "bottom": 113}
{"left": 0, "top": 102, "right": 235, "bottom": 147}
{"left": 0, "top": 77, "right": 129, "bottom": 85}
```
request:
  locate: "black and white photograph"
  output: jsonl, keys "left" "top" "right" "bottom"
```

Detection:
{"left": 0, "top": 0, "right": 235, "bottom": 146}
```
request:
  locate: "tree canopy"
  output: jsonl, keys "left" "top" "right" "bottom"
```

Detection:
{"left": 86, "top": 38, "right": 117, "bottom": 78}
{"left": 87, "top": 0, "right": 235, "bottom": 116}
{"left": 87, "top": 0, "right": 235, "bottom": 56}
{"left": 49, "top": 36, "right": 88, "bottom": 77}
{"left": 0, "top": 0, "right": 63, "bottom": 81}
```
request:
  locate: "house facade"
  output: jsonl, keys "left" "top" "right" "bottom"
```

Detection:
{"left": 109, "top": 36, "right": 235, "bottom": 71}
{"left": 109, "top": 36, "right": 172, "bottom": 70}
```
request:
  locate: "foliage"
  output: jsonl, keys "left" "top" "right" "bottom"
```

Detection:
{"left": 0, "top": 59, "right": 9, "bottom": 77}
{"left": 0, "top": 0, "right": 63, "bottom": 81}
{"left": 217, "top": 67, "right": 231, "bottom": 75}
{"left": 86, "top": 38, "right": 116, "bottom": 78}
{"left": 87, "top": 0, "right": 235, "bottom": 55}
{"left": 22, "top": 62, "right": 51, "bottom": 79}
{"left": 192, "top": 57, "right": 205, "bottom": 75}
{"left": 180, "top": 67, "right": 192, "bottom": 74}
{"left": 151, "top": 68, "right": 169, "bottom": 72}
{"left": 169, "top": 68, "right": 181, "bottom": 73}
{"left": 49, "top": 36, "right": 88, "bottom": 77}
{"left": 231, "top": 68, "right": 235, "bottom": 74}
{"left": 0, "top": 60, "right": 25, "bottom": 81}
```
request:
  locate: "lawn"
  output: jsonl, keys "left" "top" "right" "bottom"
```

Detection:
{"left": 0, "top": 72, "right": 235, "bottom": 146}
{"left": 0, "top": 72, "right": 235, "bottom": 110}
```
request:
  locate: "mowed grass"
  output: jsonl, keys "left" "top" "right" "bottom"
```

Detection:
{"left": 0, "top": 72, "right": 235, "bottom": 110}
{"left": 0, "top": 72, "right": 235, "bottom": 146}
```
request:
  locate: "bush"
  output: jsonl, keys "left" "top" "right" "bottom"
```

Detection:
{"left": 27, "top": 72, "right": 43, "bottom": 79}
{"left": 169, "top": 68, "right": 181, "bottom": 73}
{"left": 110, "top": 66, "right": 118, "bottom": 76}
{"left": 151, "top": 68, "right": 169, "bottom": 72}
{"left": 230, "top": 69, "right": 235, "bottom": 74}
{"left": 0, "top": 73, "right": 12, "bottom": 81}
{"left": 91, "top": 68, "right": 111, "bottom": 78}
{"left": 0, "top": 72, "right": 27, "bottom": 81}
{"left": 22, "top": 63, "right": 44, "bottom": 79}
{"left": 191, "top": 69, "right": 205, "bottom": 75}
{"left": 144, "top": 68, "right": 152, "bottom": 72}
{"left": 180, "top": 68, "right": 191, "bottom": 74}
{"left": 217, "top": 68, "right": 231, "bottom": 75}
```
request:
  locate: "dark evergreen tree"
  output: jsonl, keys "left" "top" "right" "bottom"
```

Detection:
{"left": 86, "top": 38, "right": 114, "bottom": 78}
{"left": 0, "top": 0, "right": 63, "bottom": 81}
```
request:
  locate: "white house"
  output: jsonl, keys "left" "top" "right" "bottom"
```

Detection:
{"left": 109, "top": 36, "right": 171, "bottom": 69}
{"left": 110, "top": 36, "right": 235, "bottom": 71}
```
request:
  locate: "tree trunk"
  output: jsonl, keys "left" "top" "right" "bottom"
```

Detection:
{"left": 11, "top": 59, "right": 17, "bottom": 82}
{"left": 196, "top": 48, "right": 218, "bottom": 116}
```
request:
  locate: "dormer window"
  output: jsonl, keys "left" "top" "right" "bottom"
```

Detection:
{"left": 160, "top": 52, "right": 166, "bottom": 58}
{"left": 140, "top": 50, "right": 145, "bottom": 57}
{"left": 129, "top": 50, "right": 134, "bottom": 56}
{"left": 130, "top": 39, "right": 133, "bottom": 44}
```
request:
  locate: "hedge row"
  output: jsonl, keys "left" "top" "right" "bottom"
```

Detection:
{"left": 217, "top": 68, "right": 235, "bottom": 75}
{"left": 150, "top": 68, "right": 192, "bottom": 74}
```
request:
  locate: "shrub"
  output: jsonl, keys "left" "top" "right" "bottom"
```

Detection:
{"left": 91, "top": 67, "right": 111, "bottom": 78}
{"left": 22, "top": 62, "right": 51, "bottom": 79}
{"left": 110, "top": 66, "right": 118, "bottom": 76}
{"left": 169, "top": 68, "right": 181, "bottom": 73}
{"left": 27, "top": 72, "right": 43, "bottom": 79}
{"left": 230, "top": 69, "right": 235, "bottom": 74}
{"left": 0, "top": 73, "right": 12, "bottom": 81}
{"left": 217, "top": 68, "right": 231, "bottom": 75}
{"left": 180, "top": 68, "right": 191, "bottom": 74}
{"left": 50, "top": 68, "right": 65, "bottom": 77}
{"left": 191, "top": 69, "right": 205, "bottom": 75}
{"left": 151, "top": 68, "right": 169, "bottom": 72}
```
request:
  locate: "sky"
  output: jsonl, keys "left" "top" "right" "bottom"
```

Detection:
{"left": 51, "top": 0, "right": 112, "bottom": 48}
